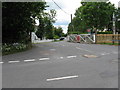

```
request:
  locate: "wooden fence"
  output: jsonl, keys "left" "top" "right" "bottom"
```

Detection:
{"left": 97, "top": 34, "right": 120, "bottom": 44}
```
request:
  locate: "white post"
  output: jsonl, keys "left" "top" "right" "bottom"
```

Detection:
{"left": 93, "top": 34, "right": 96, "bottom": 43}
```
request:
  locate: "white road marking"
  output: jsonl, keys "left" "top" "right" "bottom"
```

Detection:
{"left": 8, "top": 61, "right": 20, "bottom": 63}
{"left": 67, "top": 56, "right": 77, "bottom": 58}
{"left": 83, "top": 54, "right": 97, "bottom": 58}
{"left": 46, "top": 75, "right": 78, "bottom": 81}
{"left": 39, "top": 58, "right": 50, "bottom": 61}
{"left": 0, "top": 62, "right": 4, "bottom": 64}
{"left": 76, "top": 47, "right": 81, "bottom": 49}
{"left": 60, "top": 57, "right": 63, "bottom": 59}
{"left": 101, "top": 52, "right": 110, "bottom": 55}
{"left": 50, "top": 49, "right": 56, "bottom": 51}
{"left": 24, "top": 59, "right": 35, "bottom": 62}
{"left": 101, "top": 53, "right": 106, "bottom": 55}
{"left": 76, "top": 47, "right": 93, "bottom": 53}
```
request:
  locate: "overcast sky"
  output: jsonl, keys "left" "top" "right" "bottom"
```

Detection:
{"left": 44, "top": 0, "right": 120, "bottom": 34}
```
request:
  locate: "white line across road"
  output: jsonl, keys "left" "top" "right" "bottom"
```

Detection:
{"left": 60, "top": 57, "right": 64, "bottom": 59}
{"left": 50, "top": 49, "right": 56, "bottom": 51}
{"left": 101, "top": 52, "right": 110, "bottom": 56}
{"left": 67, "top": 56, "right": 77, "bottom": 58}
{"left": 46, "top": 75, "right": 79, "bottom": 81}
{"left": 0, "top": 62, "right": 4, "bottom": 64}
{"left": 8, "top": 60, "right": 20, "bottom": 63}
{"left": 39, "top": 58, "right": 50, "bottom": 61}
{"left": 24, "top": 59, "right": 35, "bottom": 62}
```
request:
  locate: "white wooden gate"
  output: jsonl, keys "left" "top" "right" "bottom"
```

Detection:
{"left": 67, "top": 34, "right": 95, "bottom": 44}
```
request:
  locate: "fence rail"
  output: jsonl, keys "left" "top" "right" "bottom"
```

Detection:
{"left": 97, "top": 34, "right": 120, "bottom": 43}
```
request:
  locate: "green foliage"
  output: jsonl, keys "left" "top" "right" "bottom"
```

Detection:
{"left": 54, "top": 35, "right": 59, "bottom": 39}
{"left": 68, "top": 1, "right": 115, "bottom": 34}
{"left": 97, "top": 31, "right": 113, "bottom": 34}
{"left": 36, "top": 9, "right": 57, "bottom": 40}
{"left": 2, "top": 2, "right": 47, "bottom": 44}
{"left": 68, "top": 31, "right": 88, "bottom": 34}
{"left": 115, "top": 8, "right": 120, "bottom": 33}
{"left": 2, "top": 43, "right": 32, "bottom": 55}
{"left": 54, "top": 27, "right": 63, "bottom": 37}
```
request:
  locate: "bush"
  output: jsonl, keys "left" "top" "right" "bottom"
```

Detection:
{"left": 68, "top": 31, "right": 88, "bottom": 34}
{"left": 2, "top": 43, "right": 32, "bottom": 55}
{"left": 97, "top": 31, "right": 113, "bottom": 34}
{"left": 54, "top": 35, "right": 60, "bottom": 39}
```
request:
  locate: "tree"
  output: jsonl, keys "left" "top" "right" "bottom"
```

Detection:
{"left": 115, "top": 8, "right": 120, "bottom": 33}
{"left": 68, "top": 1, "right": 115, "bottom": 34}
{"left": 36, "top": 9, "right": 57, "bottom": 39}
{"left": 2, "top": 2, "right": 47, "bottom": 44}
{"left": 36, "top": 17, "right": 45, "bottom": 40}
{"left": 78, "top": 2, "right": 115, "bottom": 30}
{"left": 54, "top": 27, "right": 63, "bottom": 37}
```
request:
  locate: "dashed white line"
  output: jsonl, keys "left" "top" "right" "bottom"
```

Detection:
{"left": 0, "top": 62, "right": 4, "bottom": 64}
{"left": 60, "top": 57, "right": 64, "bottom": 59}
{"left": 46, "top": 75, "right": 78, "bottom": 81}
{"left": 24, "top": 59, "right": 35, "bottom": 62}
{"left": 67, "top": 56, "right": 77, "bottom": 58}
{"left": 101, "top": 53, "right": 106, "bottom": 55}
{"left": 101, "top": 52, "right": 110, "bottom": 55}
{"left": 8, "top": 61, "right": 20, "bottom": 63}
{"left": 39, "top": 58, "right": 50, "bottom": 61}
{"left": 50, "top": 49, "right": 56, "bottom": 51}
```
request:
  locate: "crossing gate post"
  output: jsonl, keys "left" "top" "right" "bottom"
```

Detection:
{"left": 77, "top": 35, "right": 80, "bottom": 43}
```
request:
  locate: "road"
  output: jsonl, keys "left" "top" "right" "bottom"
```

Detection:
{"left": 2, "top": 41, "right": 118, "bottom": 88}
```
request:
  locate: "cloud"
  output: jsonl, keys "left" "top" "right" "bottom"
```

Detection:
{"left": 45, "top": 0, "right": 82, "bottom": 33}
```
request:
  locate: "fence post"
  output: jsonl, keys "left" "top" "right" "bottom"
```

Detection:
{"left": 112, "top": 35, "right": 114, "bottom": 45}
{"left": 119, "top": 35, "right": 120, "bottom": 45}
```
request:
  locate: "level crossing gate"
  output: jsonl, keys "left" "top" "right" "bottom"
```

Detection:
{"left": 67, "top": 34, "right": 95, "bottom": 44}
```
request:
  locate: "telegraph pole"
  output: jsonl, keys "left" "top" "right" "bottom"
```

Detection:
{"left": 71, "top": 14, "right": 74, "bottom": 32}
{"left": 71, "top": 14, "right": 73, "bottom": 32}
{"left": 71, "top": 14, "right": 72, "bottom": 23}
{"left": 113, "top": 13, "right": 116, "bottom": 34}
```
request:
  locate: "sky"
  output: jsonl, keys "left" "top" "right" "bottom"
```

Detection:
{"left": 43, "top": 0, "right": 120, "bottom": 34}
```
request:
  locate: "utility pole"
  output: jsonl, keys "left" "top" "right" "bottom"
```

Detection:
{"left": 71, "top": 14, "right": 73, "bottom": 32}
{"left": 113, "top": 13, "right": 116, "bottom": 34}
{"left": 71, "top": 14, "right": 72, "bottom": 23}
{"left": 71, "top": 14, "right": 74, "bottom": 32}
